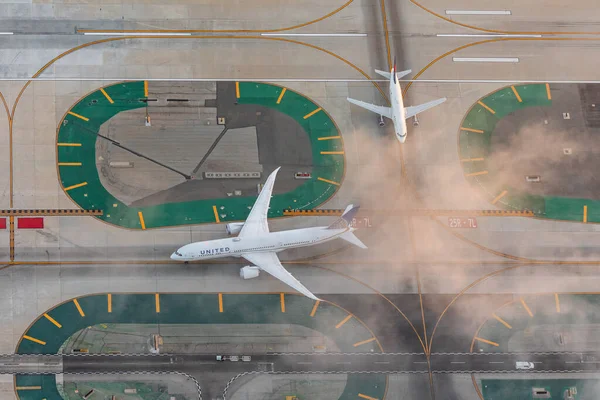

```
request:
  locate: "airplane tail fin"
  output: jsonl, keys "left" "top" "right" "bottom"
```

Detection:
{"left": 339, "top": 229, "right": 368, "bottom": 249}
{"left": 327, "top": 204, "right": 360, "bottom": 230}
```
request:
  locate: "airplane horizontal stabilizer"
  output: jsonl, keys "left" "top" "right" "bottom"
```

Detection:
{"left": 339, "top": 230, "right": 368, "bottom": 249}
{"left": 375, "top": 69, "right": 412, "bottom": 80}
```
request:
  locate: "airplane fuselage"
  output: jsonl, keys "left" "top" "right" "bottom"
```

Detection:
{"left": 389, "top": 74, "right": 408, "bottom": 143}
{"left": 171, "top": 226, "right": 349, "bottom": 261}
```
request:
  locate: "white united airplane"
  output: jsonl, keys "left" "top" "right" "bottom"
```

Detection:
{"left": 170, "top": 167, "right": 367, "bottom": 300}
{"left": 347, "top": 56, "right": 447, "bottom": 143}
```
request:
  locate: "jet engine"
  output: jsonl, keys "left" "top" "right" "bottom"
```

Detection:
{"left": 226, "top": 222, "right": 244, "bottom": 235}
{"left": 378, "top": 115, "right": 385, "bottom": 127}
{"left": 240, "top": 266, "right": 260, "bottom": 279}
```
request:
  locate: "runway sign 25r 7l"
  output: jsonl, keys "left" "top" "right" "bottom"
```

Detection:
{"left": 448, "top": 217, "right": 477, "bottom": 228}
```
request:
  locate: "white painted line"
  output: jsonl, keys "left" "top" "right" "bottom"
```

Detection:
{"left": 453, "top": 57, "right": 519, "bottom": 63}
{"left": 83, "top": 32, "right": 192, "bottom": 36}
{"left": 437, "top": 34, "right": 542, "bottom": 38}
{"left": 450, "top": 361, "right": 466, "bottom": 364}
{"left": 261, "top": 33, "right": 367, "bottom": 37}
{"left": 489, "top": 361, "right": 504, "bottom": 364}
{"left": 0, "top": 32, "right": 14, "bottom": 35}
{"left": 374, "top": 361, "right": 390, "bottom": 364}
{"left": 297, "top": 362, "right": 313, "bottom": 365}
{"left": 413, "top": 361, "right": 428, "bottom": 364}
{"left": 446, "top": 10, "right": 511, "bottom": 15}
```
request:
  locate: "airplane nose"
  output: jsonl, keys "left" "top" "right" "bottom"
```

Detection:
{"left": 170, "top": 253, "right": 178, "bottom": 260}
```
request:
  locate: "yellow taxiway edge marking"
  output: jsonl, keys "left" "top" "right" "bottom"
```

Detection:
{"left": 16, "top": 386, "right": 42, "bottom": 391}
{"left": 546, "top": 83, "right": 552, "bottom": 100}
{"left": 555, "top": 293, "right": 560, "bottom": 313}
{"left": 465, "top": 170, "right": 488, "bottom": 177}
{"left": 335, "top": 314, "right": 353, "bottom": 329}
{"left": 320, "top": 151, "right": 344, "bottom": 155}
{"left": 212, "top": 205, "right": 220, "bottom": 223}
{"left": 511, "top": 86, "right": 522, "bottom": 102}
{"left": 67, "top": 111, "right": 89, "bottom": 122}
{"left": 218, "top": 293, "right": 223, "bottom": 313}
{"left": 235, "top": 82, "right": 240, "bottom": 99}
{"left": 155, "top": 293, "right": 161, "bottom": 313}
{"left": 144, "top": 81, "right": 149, "bottom": 97}
{"left": 23, "top": 335, "right": 46, "bottom": 346}
{"left": 477, "top": 101, "right": 496, "bottom": 115}
{"left": 520, "top": 297, "right": 534, "bottom": 317}
{"left": 474, "top": 337, "right": 499, "bottom": 347}
{"left": 492, "top": 313, "right": 512, "bottom": 329}
{"left": 303, "top": 107, "right": 322, "bottom": 119}
{"left": 58, "top": 163, "right": 81, "bottom": 166}
{"left": 317, "top": 177, "right": 340, "bottom": 186}
{"left": 108, "top": 294, "right": 112, "bottom": 313}
{"left": 492, "top": 190, "right": 508, "bottom": 205}
{"left": 43, "top": 313, "right": 62, "bottom": 328}
{"left": 280, "top": 293, "right": 286, "bottom": 313}
{"left": 100, "top": 88, "right": 114, "bottom": 104}
{"left": 460, "top": 127, "right": 484, "bottom": 134}
{"left": 310, "top": 300, "right": 320, "bottom": 317}
{"left": 461, "top": 158, "right": 485, "bottom": 162}
{"left": 57, "top": 143, "right": 82, "bottom": 147}
{"left": 318, "top": 136, "right": 341, "bottom": 141}
{"left": 353, "top": 337, "right": 376, "bottom": 347}
{"left": 358, "top": 394, "right": 379, "bottom": 400}
{"left": 138, "top": 211, "right": 146, "bottom": 230}
{"left": 276, "top": 88, "right": 286, "bottom": 104}
{"left": 64, "top": 182, "right": 87, "bottom": 192}
{"left": 584, "top": 205, "right": 588, "bottom": 223}
{"left": 73, "top": 299, "right": 85, "bottom": 317}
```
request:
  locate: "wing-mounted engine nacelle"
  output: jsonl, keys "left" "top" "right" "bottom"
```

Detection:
{"left": 240, "top": 266, "right": 260, "bottom": 280}
{"left": 226, "top": 222, "right": 244, "bottom": 235}
{"left": 378, "top": 115, "right": 385, "bottom": 127}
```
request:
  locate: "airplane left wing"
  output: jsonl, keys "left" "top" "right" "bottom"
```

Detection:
{"left": 241, "top": 252, "right": 320, "bottom": 300}
{"left": 404, "top": 98, "right": 447, "bottom": 119}
{"left": 238, "top": 167, "right": 280, "bottom": 238}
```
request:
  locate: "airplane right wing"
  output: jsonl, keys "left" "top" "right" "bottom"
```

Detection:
{"left": 404, "top": 98, "right": 447, "bottom": 119}
{"left": 347, "top": 97, "right": 392, "bottom": 118}
{"left": 241, "top": 251, "right": 320, "bottom": 300}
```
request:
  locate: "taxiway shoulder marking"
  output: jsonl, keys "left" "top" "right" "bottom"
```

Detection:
{"left": 107, "top": 294, "right": 112, "bottom": 313}
{"left": 477, "top": 100, "right": 496, "bottom": 114}
{"left": 43, "top": 313, "right": 62, "bottom": 328}
{"left": 511, "top": 85, "right": 522, "bottom": 102}
{"left": 461, "top": 127, "right": 484, "bottom": 133}
{"left": 303, "top": 107, "right": 322, "bottom": 119}
{"left": 100, "top": 88, "right": 114, "bottom": 104}
{"left": 23, "top": 335, "right": 46, "bottom": 346}
{"left": 64, "top": 182, "right": 87, "bottom": 191}
{"left": 16, "top": 386, "right": 42, "bottom": 391}
{"left": 318, "top": 136, "right": 341, "bottom": 141}
{"left": 584, "top": 205, "right": 588, "bottom": 223}
{"left": 317, "top": 177, "right": 340, "bottom": 186}
{"left": 520, "top": 297, "right": 534, "bottom": 317}
{"left": 546, "top": 83, "right": 552, "bottom": 100}
{"left": 68, "top": 111, "right": 89, "bottom": 122}
{"left": 212, "top": 205, "right": 220, "bottom": 223}
{"left": 138, "top": 211, "right": 146, "bottom": 230}
{"left": 155, "top": 293, "right": 161, "bottom": 313}
{"left": 58, "top": 162, "right": 81, "bottom": 166}
{"left": 461, "top": 157, "right": 485, "bottom": 162}
{"left": 353, "top": 337, "right": 376, "bottom": 347}
{"left": 474, "top": 337, "right": 499, "bottom": 347}
{"left": 280, "top": 293, "right": 286, "bottom": 313}
{"left": 276, "top": 88, "right": 286, "bottom": 104}
{"left": 336, "top": 314, "right": 353, "bottom": 329}
{"left": 320, "top": 151, "right": 344, "bottom": 155}
{"left": 310, "top": 300, "right": 320, "bottom": 317}
{"left": 235, "top": 82, "right": 240, "bottom": 99}
{"left": 555, "top": 293, "right": 560, "bottom": 313}
{"left": 465, "top": 170, "right": 488, "bottom": 177}
{"left": 358, "top": 394, "right": 379, "bottom": 400}
{"left": 218, "top": 293, "right": 223, "bottom": 313}
{"left": 492, "top": 313, "right": 512, "bottom": 329}
{"left": 144, "top": 81, "right": 149, "bottom": 97}
{"left": 492, "top": 190, "right": 508, "bottom": 204}
{"left": 57, "top": 142, "right": 82, "bottom": 147}
{"left": 73, "top": 299, "right": 85, "bottom": 317}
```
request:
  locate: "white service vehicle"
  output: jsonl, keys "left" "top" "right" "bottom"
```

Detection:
{"left": 516, "top": 361, "right": 535, "bottom": 370}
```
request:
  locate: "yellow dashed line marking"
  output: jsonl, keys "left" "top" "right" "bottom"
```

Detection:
{"left": 73, "top": 299, "right": 85, "bottom": 317}
{"left": 492, "top": 313, "right": 512, "bottom": 329}
{"left": 492, "top": 190, "right": 508, "bottom": 205}
{"left": 235, "top": 82, "right": 240, "bottom": 99}
{"left": 155, "top": 293, "right": 160, "bottom": 313}
{"left": 317, "top": 177, "right": 340, "bottom": 186}
{"left": 16, "top": 386, "right": 42, "bottom": 391}
{"left": 43, "top": 313, "right": 62, "bottom": 328}
{"left": 555, "top": 293, "right": 560, "bottom": 313}
{"left": 276, "top": 88, "right": 286, "bottom": 104}
{"left": 280, "top": 293, "right": 286, "bottom": 313}
{"left": 303, "top": 107, "right": 322, "bottom": 119}
{"left": 461, "top": 158, "right": 484, "bottom": 162}
{"left": 218, "top": 293, "right": 224, "bottom": 313}
{"left": 138, "top": 211, "right": 146, "bottom": 230}
{"left": 212, "top": 205, "right": 220, "bottom": 223}
{"left": 511, "top": 86, "right": 522, "bottom": 102}
{"left": 100, "top": 88, "right": 114, "bottom": 104}
{"left": 335, "top": 314, "right": 353, "bottom": 329}
{"left": 353, "top": 337, "right": 376, "bottom": 347}
{"left": 108, "top": 294, "right": 112, "bottom": 313}
{"left": 474, "top": 337, "right": 499, "bottom": 347}
{"left": 546, "top": 83, "right": 552, "bottom": 100}
{"left": 358, "top": 394, "right": 379, "bottom": 400}
{"left": 584, "top": 205, "right": 588, "bottom": 223}
{"left": 318, "top": 136, "right": 341, "bottom": 141}
{"left": 320, "top": 151, "right": 344, "bottom": 155}
{"left": 477, "top": 100, "right": 496, "bottom": 114}
{"left": 23, "top": 335, "right": 46, "bottom": 346}
{"left": 144, "top": 81, "right": 149, "bottom": 97}
{"left": 520, "top": 297, "right": 534, "bottom": 317}
{"left": 67, "top": 111, "right": 89, "bottom": 122}
{"left": 460, "top": 127, "right": 484, "bottom": 134}
{"left": 57, "top": 143, "right": 81, "bottom": 147}
{"left": 64, "top": 182, "right": 87, "bottom": 192}
{"left": 310, "top": 300, "right": 320, "bottom": 317}
{"left": 58, "top": 163, "right": 81, "bottom": 166}
{"left": 465, "top": 171, "right": 488, "bottom": 177}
